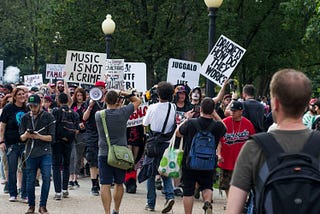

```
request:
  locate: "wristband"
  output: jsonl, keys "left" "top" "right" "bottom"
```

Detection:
{"left": 0, "top": 141, "right": 4, "bottom": 145}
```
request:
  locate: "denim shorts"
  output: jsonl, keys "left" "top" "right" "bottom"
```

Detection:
{"left": 98, "top": 156, "right": 126, "bottom": 185}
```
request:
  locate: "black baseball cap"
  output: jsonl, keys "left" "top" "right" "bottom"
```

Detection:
{"left": 230, "top": 101, "right": 244, "bottom": 111}
{"left": 27, "top": 94, "right": 41, "bottom": 106}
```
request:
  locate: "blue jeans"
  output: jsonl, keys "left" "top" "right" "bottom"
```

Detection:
{"left": 52, "top": 142, "right": 72, "bottom": 193}
{"left": 26, "top": 154, "right": 52, "bottom": 207}
{"left": 6, "top": 143, "right": 27, "bottom": 197}
{"left": 146, "top": 175, "right": 174, "bottom": 208}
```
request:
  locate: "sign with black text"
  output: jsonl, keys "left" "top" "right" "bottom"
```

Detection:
{"left": 46, "top": 64, "right": 65, "bottom": 80}
{"left": 105, "top": 59, "right": 125, "bottom": 90}
{"left": 124, "top": 62, "right": 147, "bottom": 92}
{"left": 167, "top": 58, "right": 200, "bottom": 89}
{"left": 65, "top": 50, "right": 107, "bottom": 85}
{"left": 200, "top": 35, "right": 246, "bottom": 86}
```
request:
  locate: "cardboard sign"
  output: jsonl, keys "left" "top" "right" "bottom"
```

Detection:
{"left": 127, "top": 104, "right": 148, "bottom": 127}
{"left": 46, "top": 64, "right": 65, "bottom": 80}
{"left": 24, "top": 74, "right": 43, "bottom": 89}
{"left": 65, "top": 50, "right": 107, "bottom": 85}
{"left": 0, "top": 60, "right": 3, "bottom": 84}
{"left": 200, "top": 35, "right": 246, "bottom": 86}
{"left": 123, "top": 62, "right": 147, "bottom": 92}
{"left": 105, "top": 59, "right": 125, "bottom": 90}
{"left": 167, "top": 58, "right": 201, "bottom": 89}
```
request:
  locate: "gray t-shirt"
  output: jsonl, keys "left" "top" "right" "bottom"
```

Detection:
{"left": 231, "top": 128, "right": 313, "bottom": 192}
{"left": 95, "top": 104, "right": 134, "bottom": 156}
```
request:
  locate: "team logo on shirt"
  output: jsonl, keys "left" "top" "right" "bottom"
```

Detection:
{"left": 224, "top": 129, "right": 250, "bottom": 145}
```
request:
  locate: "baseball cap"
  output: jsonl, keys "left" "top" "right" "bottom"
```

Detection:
{"left": 27, "top": 94, "right": 41, "bottom": 106}
{"left": 176, "top": 85, "right": 186, "bottom": 93}
{"left": 94, "top": 81, "right": 105, "bottom": 88}
{"left": 44, "top": 95, "right": 53, "bottom": 103}
{"left": 30, "top": 86, "right": 39, "bottom": 92}
{"left": 230, "top": 101, "right": 244, "bottom": 111}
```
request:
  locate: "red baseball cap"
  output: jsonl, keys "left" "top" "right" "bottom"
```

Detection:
{"left": 94, "top": 81, "right": 105, "bottom": 88}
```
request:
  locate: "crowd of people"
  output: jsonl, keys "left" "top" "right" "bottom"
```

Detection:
{"left": 0, "top": 68, "right": 318, "bottom": 214}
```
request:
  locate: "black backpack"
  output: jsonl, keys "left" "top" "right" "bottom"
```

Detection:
{"left": 252, "top": 132, "right": 320, "bottom": 214}
{"left": 55, "top": 107, "right": 78, "bottom": 142}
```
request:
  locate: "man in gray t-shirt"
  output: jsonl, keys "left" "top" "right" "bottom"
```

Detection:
{"left": 95, "top": 90, "right": 141, "bottom": 214}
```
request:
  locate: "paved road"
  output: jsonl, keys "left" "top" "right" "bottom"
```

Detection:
{"left": 0, "top": 177, "right": 226, "bottom": 214}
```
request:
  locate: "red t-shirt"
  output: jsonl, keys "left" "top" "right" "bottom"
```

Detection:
{"left": 218, "top": 116, "right": 255, "bottom": 170}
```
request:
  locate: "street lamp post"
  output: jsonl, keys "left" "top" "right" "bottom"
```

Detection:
{"left": 204, "top": 0, "right": 223, "bottom": 98}
{"left": 101, "top": 14, "right": 116, "bottom": 59}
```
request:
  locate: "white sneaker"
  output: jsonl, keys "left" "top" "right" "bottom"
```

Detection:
{"left": 9, "top": 196, "right": 17, "bottom": 202}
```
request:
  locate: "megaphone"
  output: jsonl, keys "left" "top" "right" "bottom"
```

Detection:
{"left": 89, "top": 87, "right": 103, "bottom": 101}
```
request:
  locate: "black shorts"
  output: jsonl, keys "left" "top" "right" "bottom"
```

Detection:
{"left": 181, "top": 168, "right": 214, "bottom": 196}
{"left": 85, "top": 146, "right": 98, "bottom": 167}
{"left": 98, "top": 156, "right": 126, "bottom": 185}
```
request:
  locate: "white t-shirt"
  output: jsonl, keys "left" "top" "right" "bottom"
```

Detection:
{"left": 143, "top": 102, "right": 176, "bottom": 134}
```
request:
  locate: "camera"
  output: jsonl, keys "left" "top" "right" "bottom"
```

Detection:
{"left": 229, "top": 79, "right": 237, "bottom": 92}
{"left": 27, "top": 129, "right": 34, "bottom": 134}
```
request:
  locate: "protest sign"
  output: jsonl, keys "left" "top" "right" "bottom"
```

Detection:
{"left": 105, "top": 59, "right": 125, "bottom": 90}
{"left": 123, "top": 62, "right": 147, "bottom": 92}
{"left": 24, "top": 74, "right": 43, "bottom": 89}
{"left": 0, "top": 60, "right": 3, "bottom": 84}
{"left": 65, "top": 50, "right": 107, "bottom": 85}
{"left": 200, "top": 35, "right": 246, "bottom": 87}
{"left": 46, "top": 64, "right": 65, "bottom": 80}
{"left": 127, "top": 104, "right": 148, "bottom": 127}
{"left": 167, "top": 58, "right": 200, "bottom": 89}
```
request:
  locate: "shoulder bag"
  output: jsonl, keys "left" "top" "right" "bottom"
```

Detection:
{"left": 100, "top": 110, "right": 134, "bottom": 170}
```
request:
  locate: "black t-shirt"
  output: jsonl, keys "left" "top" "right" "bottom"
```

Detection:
{"left": 179, "top": 117, "right": 226, "bottom": 169}
{"left": 243, "top": 99, "right": 265, "bottom": 133}
{"left": 0, "top": 103, "right": 27, "bottom": 145}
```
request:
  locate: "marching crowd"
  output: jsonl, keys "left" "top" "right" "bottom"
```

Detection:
{"left": 0, "top": 68, "right": 318, "bottom": 214}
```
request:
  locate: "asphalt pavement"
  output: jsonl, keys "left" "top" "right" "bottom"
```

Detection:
{"left": 0, "top": 177, "right": 226, "bottom": 214}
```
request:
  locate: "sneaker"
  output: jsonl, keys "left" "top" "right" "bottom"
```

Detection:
{"left": 9, "top": 196, "right": 17, "bottom": 202}
{"left": 21, "top": 197, "right": 28, "bottom": 204}
{"left": 91, "top": 186, "right": 99, "bottom": 196}
{"left": 3, "top": 182, "right": 9, "bottom": 193}
{"left": 155, "top": 178, "right": 163, "bottom": 190}
{"left": 74, "top": 180, "right": 80, "bottom": 188}
{"left": 112, "top": 210, "right": 119, "bottom": 214}
{"left": 62, "top": 191, "right": 69, "bottom": 198}
{"left": 203, "top": 201, "right": 213, "bottom": 214}
{"left": 174, "top": 188, "right": 183, "bottom": 197}
{"left": 54, "top": 193, "right": 62, "bottom": 200}
{"left": 68, "top": 181, "right": 75, "bottom": 189}
{"left": 145, "top": 204, "right": 155, "bottom": 212}
{"left": 161, "top": 199, "right": 174, "bottom": 213}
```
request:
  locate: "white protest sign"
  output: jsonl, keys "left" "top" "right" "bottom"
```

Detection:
{"left": 46, "top": 64, "right": 65, "bottom": 80}
{"left": 167, "top": 58, "right": 201, "bottom": 89}
{"left": 105, "top": 59, "right": 125, "bottom": 90}
{"left": 24, "top": 74, "right": 43, "bottom": 89}
{"left": 127, "top": 104, "right": 148, "bottom": 127}
{"left": 200, "top": 35, "right": 246, "bottom": 87}
{"left": 124, "top": 62, "right": 147, "bottom": 92}
{"left": 0, "top": 60, "right": 3, "bottom": 84}
{"left": 65, "top": 50, "right": 107, "bottom": 85}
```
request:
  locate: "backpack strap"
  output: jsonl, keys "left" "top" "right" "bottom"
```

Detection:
{"left": 191, "top": 119, "right": 215, "bottom": 132}
{"left": 251, "top": 132, "right": 285, "bottom": 159}
{"left": 301, "top": 131, "right": 320, "bottom": 158}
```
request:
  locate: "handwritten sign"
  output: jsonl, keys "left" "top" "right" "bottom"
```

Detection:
{"left": 123, "top": 62, "right": 147, "bottom": 92}
{"left": 127, "top": 104, "right": 148, "bottom": 127}
{"left": 200, "top": 35, "right": 246, "bottom": 87}
{"left": 65, "top": 50, "right": 107, "bottom": 85}
{"left": 105, "top": 59, "right": 125, "bottom": 90}
{"left": 24, "top": 74, "right": 43, "bottom": 89}
{"left": 167, "top": 58, "right": 200, "bottom": 89}
{"left": 46, "top": 64, "right": 65, "bottom": 80}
